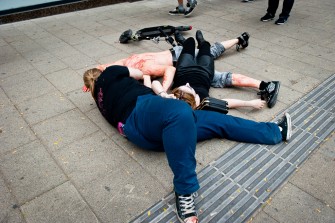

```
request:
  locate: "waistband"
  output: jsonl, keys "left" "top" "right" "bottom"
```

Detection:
{"left": 169, "top": 48, "right": 177, "bottom": 67}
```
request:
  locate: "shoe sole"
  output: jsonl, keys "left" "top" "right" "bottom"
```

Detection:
{"left": 284, "top": 113, "right": 292, "bottom": 141}
{"left": 184, "top": 6, "right": 196, "bottom": 17}
{"left": 261, "top": 18, "right": 274, "bottom": 22}
{"left": 268, "top": 81, "right": 280, "bottom": 108}
{"left": 169, "top": 13, "right": 185, "bottom": 16}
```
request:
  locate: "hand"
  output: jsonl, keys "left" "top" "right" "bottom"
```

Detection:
{"left": 159, "top": 91, "right": 176, "bottom": 99}
{"left": 82, "top": 86, "right": 90, "bottom": 92}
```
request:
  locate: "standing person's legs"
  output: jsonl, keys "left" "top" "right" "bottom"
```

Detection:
{"left": 279, "top": 0, "right": 295, "bottom": 18}
{"left": 267, "top": 0, "right": 280, "bottom": 15}
{"left": 123, "top": 95, "right": 199, "bottom": 194}
{"left": 194, "top": 110, "right": 282, "bottom": 144}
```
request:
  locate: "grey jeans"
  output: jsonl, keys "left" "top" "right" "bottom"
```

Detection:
{"left": 172, "top": 42, "right": 233, "bottom": 88}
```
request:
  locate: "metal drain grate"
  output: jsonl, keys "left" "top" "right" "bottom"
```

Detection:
{"left": 131, "top": 74, "right": 335, "bottom": 223}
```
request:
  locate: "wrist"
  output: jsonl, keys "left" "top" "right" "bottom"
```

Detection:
{"left": 158, "top": 91, "right": 167, "bottom": 96}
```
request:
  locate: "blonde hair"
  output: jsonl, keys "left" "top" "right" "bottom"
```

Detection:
{"left": 83, "top": 68, "right": 102, "bottom": 99}
{"left": 172, "top": 88, "right": 197, "bottom": 109}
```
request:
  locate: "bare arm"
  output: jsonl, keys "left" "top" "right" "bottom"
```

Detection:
{"left": 224, "top": 99, "right": 265, "bottom": 109}
{"left": 161, "top": 66, "right": 176, "bottom": 91}
{"left": 152, "top": 80, "right": 176, "bottom": 99}
{"left": 143, "top": 75, "right": 152, "bottom": 88}
{"left": 96, "top": 59, "right": 126, "bottom": 71}
{"left": 128, "top": 67, "right": 143, "bottom": 80}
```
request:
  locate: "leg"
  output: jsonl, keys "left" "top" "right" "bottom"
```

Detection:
{"left": 279, "top": 0, "right": 295, "bottom": 18}
{"left": 176, "top": 37, "right": 196, "bottom": 70}
{"left": 231, "top": 73, "right": 261, "bottom": 89}
{"left": 123, "top": 95, "right": 199, "bottom": 194}
{"left": 194, "top": 110, "right": 282, "bottom": 144}
{"left": 211, "top": 72, "right": 261, "bottom": 89}
{"left": 267, "top": 0, "right": 280, "bottom": 15}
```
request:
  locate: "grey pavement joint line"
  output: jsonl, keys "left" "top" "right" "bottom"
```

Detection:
{"left": 130, "top": 74, "right": 335, "bottom": 223}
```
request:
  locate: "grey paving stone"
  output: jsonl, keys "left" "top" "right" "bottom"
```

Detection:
{"left": 16, "top": 91, "right": 75, "bottom": 125}
{"left": 80, "top": 163, "right": 168, "bottom": 223}
{"left": 59, "top": 53, "right": 97, "bottom": 70}
{"left": 53, "top": 131, "right": 129, "bottom": 187}
{"left": 0, "top": 58, "right": 34, "bottom": 79}
{"left": 251, "top": 211, "right": 278, "bottom": 223}
{"left": 33, "top": 35, "right": 70, "bottom": 50}
{"left": 0, "top": 140, "right": 67, "bottom": 204}
{"left": 21, "top": 181, "right": 98, "bottom": 223}
{"left": 263, "top": 183, "right": 335, "bottom": 223}
{"left": 0, "top": 177, "right": 25, "bottom": 223}
{"left": 86, "top": 108, "right": 119, "bottom": 137}
{"left": 0, "top": 105, "right": 36, "bottom": 155}
{"left": 0, "top": 69, "right": 57, "bottom": 104}
{"left": 45, "top": 68, "right": 82, "bottom": 94}
{"left": 0, "top": 44, "right": 22, "bottom": 65}
{"left": 74, "top": 39, "right": 119, "bottom": 60}
{"left": 289, "top": 137, "right": 335, "bottom": 208}
{"left": 31, "top": 56, "right": 69, "bottom": 75}
{"left": 32, "top": 109, "right": 99, "bottom": 152}
{"left": 66, "top": 88, "right": 96, "bottom": 113}
{"left": 112, "top": 133, "right": 175, "bottom": 190}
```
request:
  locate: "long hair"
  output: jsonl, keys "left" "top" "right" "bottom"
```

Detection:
{"left": 172, "top": 88, "right": 197, "bottom": 109}
{"left": 83, "top": 68, "right": 102, "bottom": 99}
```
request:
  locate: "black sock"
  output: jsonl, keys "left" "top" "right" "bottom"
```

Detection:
{"left": 259, "top": 81, "right": 269, "bottom": 90}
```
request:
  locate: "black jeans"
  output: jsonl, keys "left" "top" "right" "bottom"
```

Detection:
{"left": 176, "top": 37, "right": 214, "bottom": 81}
{"left": 267, "top": 0, "right": 295, "bottom": 18}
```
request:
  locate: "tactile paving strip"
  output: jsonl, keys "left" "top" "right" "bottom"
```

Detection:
{"left": 131, "top": 74, "right": 335, "bottom": 223}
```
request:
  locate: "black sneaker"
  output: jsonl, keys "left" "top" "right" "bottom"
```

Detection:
{"left": 185, "top": 0, "right": 197, "bottom": 17}
{"left": 169, "top": 7, "right": 185, "bottom": 15}
{"left": 175, "top": 30, "right": 186, "bottom": 46}
{"left": 236, "top": 32, "right": 250, "bottom": 51}
{"left": 242, "top": 0, "right": 254, "bottom": 2}
{"left": 119, "top": 29, "right": 133, "bottom": 43}
{"left": 260, "top": 13, "right": 275, "bottom": 22}
{"left": 195, "top": 30, "right": 205, "bottom": 47}
{"left": 277, "top": 113, "right": 292, "bottom": 141}
{"left": 175, "top": 192, "right": 198, "bottom": 223}
{"left": 275, "top": 17, "right": 288, "bottom": 25}
{"left": 257, "top": 81, "right": 280, "bottom": 108}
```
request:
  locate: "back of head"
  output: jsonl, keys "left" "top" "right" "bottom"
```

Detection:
{"left": 83, "top": 68, "right": 102, "bottom": 99}
{"left": 172, "top": 88, "right": 197, "bottom": 109}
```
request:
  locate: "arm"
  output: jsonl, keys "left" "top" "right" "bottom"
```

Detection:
{"left": 161, "top": 66, "right": 176, "bottom": 91}
{"left": 152, "top": 80, "right": 176, "bottom": 99}
{"left": 143, "top": 75, "right": 151, "bottom": 88}
{"left": 141, "top": 64, "right": 176, "bottom": 91}
{"left": 128, "top": 67, "right": 143, "bottom": 80}
{"left": 224, "top": 99, "right": 265, "bottom": 109}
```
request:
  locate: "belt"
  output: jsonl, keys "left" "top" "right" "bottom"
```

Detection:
{"left": 117, "top": 122, "right": 126, "bottom": 137}
{"left": 169, "top": 48, "right": 177, "bottom": 67}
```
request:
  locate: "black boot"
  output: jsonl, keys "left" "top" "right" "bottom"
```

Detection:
{"left": 196, "top": 30, "right": 205, "bottom": 48}
{"left": 174, "top": 30, "right": 186, "bottom": 46}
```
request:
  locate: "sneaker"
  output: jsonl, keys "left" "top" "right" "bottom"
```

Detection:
{"left": 175, "top": 192, "right": 198, "bottom": 223}
{"left": 169, "top": 7, "right": 185, "bottom": 15}
{"left": 242, "top": 0, "right": 254, "bottom": 2}
{"left": 195, "top": 30, "right": 205, "bottom": 47}
{"left": 277, "top": 113, "right": 292, "bottom": 141}
{"left": 119, "top": 29, "right": 133, "bottom": 43}
{"left": 257, "top": 81, "right": 280, "bottom": 108}
{"left": 236, "top": 32, "right": 250, "bottom": 51}
{"left": 260, "top": 13, "right": 275, "bottom": 22}
{"left": 185, "top": 0, "right": 197, "bottom": 17}
{"left": 175, "top": 30, "right": 186, "bottom": 46}
{"left": 275, "top": 17, "right": 288, "bottom": 25}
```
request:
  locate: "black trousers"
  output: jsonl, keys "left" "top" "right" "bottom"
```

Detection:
{"left": 267, "top": 0, "right": 295, "bottom": 18}
{"left": 176, "top": 37, "right": 214, "bottom": 81}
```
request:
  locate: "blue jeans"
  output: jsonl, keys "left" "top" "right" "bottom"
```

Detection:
{"left": 194, "top": 110, "right": 282, "bottom": 144}
{"left": 124, "top": 95, "right": 199, "bottom": 195}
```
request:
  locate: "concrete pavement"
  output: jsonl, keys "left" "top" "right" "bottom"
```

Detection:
{"left": 0, "top": 0, "right": 334, "bottom": 222}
